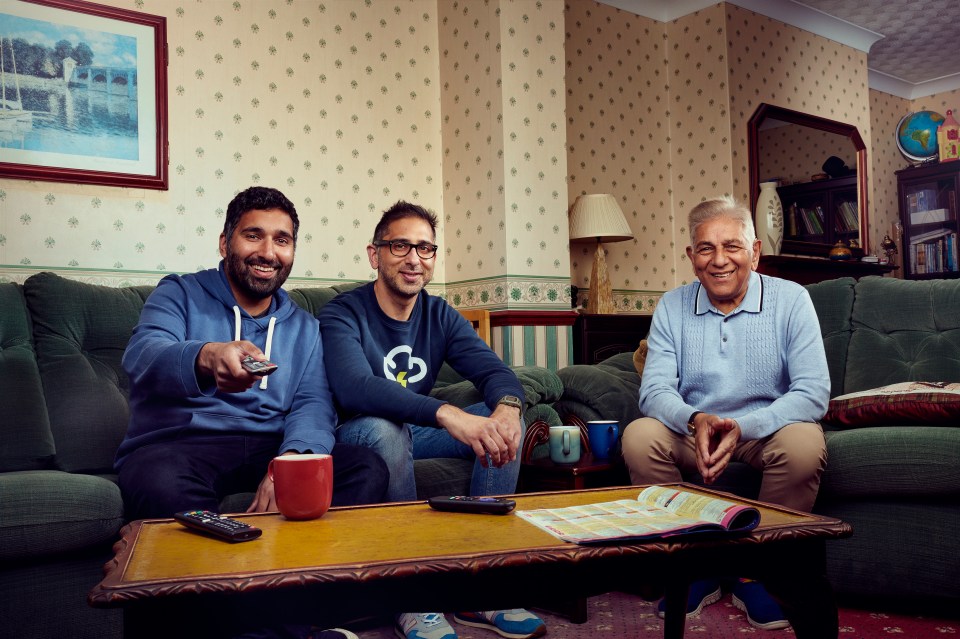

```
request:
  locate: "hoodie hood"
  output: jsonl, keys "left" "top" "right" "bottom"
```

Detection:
{"left": 196, "top": 261, "right": 298, "bottom": 390}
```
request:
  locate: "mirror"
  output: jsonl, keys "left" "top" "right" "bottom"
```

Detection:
{"left": 748, "top": 103, "right": 869, "bottom": 257}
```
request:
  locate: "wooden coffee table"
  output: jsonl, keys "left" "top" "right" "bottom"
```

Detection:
{"left": 89, "top": 484, "right": 851, "bottom": 639}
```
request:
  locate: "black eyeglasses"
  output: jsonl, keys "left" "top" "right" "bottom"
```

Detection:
{"left": 372, "top": 239, "right": 438, "bottom": 259}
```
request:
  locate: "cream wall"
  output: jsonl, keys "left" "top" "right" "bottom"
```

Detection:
{"left": 563, "top": 1, "right": 873, "bottom": 304}
{"left": 564, "top": 2, "right": 670, "bottom": 312}
{"left": 2, "top": 0, "right": 951, "bottom": 314}
{"left": 439, "top": 0, "right": 570, "bottom": 310}
{"left": 758, "top": 126, "right": 857, "bottom": 186}
{"left": 0, "top": 0, "right": 571, "bottom": 313}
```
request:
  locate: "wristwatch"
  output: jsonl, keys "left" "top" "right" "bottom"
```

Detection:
{"left": 687, "top": 411, "right": 703, "bottom": 435}
{"left": 497, "top": 395, "right": 523, "bottom": 412}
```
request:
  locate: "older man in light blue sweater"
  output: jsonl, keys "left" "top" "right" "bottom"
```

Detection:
{"left": 622, "top": 195, "right": 830, "bottom": 631}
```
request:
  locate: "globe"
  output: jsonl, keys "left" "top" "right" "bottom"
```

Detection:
{"left": 897, "top": 110, "right": 944, "bottom": 162}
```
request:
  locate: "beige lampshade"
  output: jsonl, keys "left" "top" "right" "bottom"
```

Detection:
{"left": 568, "top": 194, "right": 633, "bottom": 243}
{"left": 568, "top": 194, "right": 633, "bottom": 314}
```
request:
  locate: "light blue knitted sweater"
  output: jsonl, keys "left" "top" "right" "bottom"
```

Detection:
{"left": 639, "top": 271, "right": 830, "bottom": 440}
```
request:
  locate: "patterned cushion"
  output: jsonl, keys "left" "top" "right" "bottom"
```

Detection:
{"left": 824, "top": 382, "right": 960, "bottom": 427}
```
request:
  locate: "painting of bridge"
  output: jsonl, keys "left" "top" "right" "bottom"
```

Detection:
{"left": 0, "top": 0, "right": 167, "bottom": 190}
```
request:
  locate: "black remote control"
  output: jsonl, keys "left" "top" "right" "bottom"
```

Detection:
{"left": 427, "top": 496, "right": 516, "bottom": 515}
{"left": 173, "top": 510, "right": 263, "bottom": 542}
{"left": 241, "top": 355, "right": 278, "bottom": 376}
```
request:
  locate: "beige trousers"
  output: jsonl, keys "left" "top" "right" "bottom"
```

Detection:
{"left": 621, "top": 418, "right": 827, "bottom": 512}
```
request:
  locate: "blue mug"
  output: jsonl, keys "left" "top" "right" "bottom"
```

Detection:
{"left": 587, "top": 420, "right": 619, "bottom": 459}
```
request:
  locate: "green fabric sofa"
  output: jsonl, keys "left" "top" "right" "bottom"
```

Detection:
{"left": 553, "top": 276, "right": 960, "bottom": 611}
{"left": 0, "top": 272, "right": 563, "bottom": 639}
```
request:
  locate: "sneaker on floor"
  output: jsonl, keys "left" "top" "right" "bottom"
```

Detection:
{"left": 655, "top": 578, "right": 722, "bottom": 619}
{"left": 395, "top": 613, "right": 457, "bottom": 639}
{"left": 453, "top": 610, "right": 546, "bottom": 639}
{"left": 731, "top": 578, "right": 791, "bottom": 631}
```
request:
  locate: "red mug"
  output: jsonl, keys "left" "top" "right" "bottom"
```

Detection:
{"left": 268, "top": 453, "right": 333, "bottom": 520}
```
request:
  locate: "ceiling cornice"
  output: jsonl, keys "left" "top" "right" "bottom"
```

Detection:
{"left": 592, "top": 0, "right": 960, "bottom": 99}
{"left": 593, "top": 0, "right": 883, "bottom": 51}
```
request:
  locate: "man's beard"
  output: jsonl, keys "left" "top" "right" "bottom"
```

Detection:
{"left": 225, "top": 250, "right": 292, "bottom": 301}
{"left": 379, "top": 266, "right": 431, "bottom": 299}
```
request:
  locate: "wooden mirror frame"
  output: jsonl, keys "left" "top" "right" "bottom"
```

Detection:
{"left": 748, "top": 103, "right": 869, "bottom": 257}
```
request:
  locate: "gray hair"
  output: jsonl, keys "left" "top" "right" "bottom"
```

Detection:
{"left": 688, "top": 195, "right": 756, "bottom": 246}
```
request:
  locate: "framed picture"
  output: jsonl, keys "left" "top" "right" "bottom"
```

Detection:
{"left": 0, "top": 0, "right": 168, "bottom": 189}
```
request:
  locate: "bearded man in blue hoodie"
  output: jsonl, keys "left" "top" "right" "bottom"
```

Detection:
{"left": 116, "top": 186, "right": 388, "bottom": 522}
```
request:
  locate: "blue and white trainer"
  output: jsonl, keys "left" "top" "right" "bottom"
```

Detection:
{"left": 395, "top": 613, "right": 457, "bottom": 639}
{"left": 453, "top": 610, "right": 546, "bottom": 639}
{"left": 656, "top": 578, "right": 722, "bottom": 619}
{"left": 731, "top": 578, "right": 791, "bottom": 630}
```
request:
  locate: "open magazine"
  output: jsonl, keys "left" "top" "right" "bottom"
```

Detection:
{"left": 516, "top": 485, "right": 760, "bottom": 544}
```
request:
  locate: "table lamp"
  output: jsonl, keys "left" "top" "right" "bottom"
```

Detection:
{"left": 568, "top": 194, "right": 634, "bottom": 314}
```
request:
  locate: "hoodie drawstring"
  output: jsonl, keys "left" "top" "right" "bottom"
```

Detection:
{"left": 260, "top": 317, "right": 276, "bottom": 390}
{"left": 232, "top": 306, "right": 276, "bottom": 390}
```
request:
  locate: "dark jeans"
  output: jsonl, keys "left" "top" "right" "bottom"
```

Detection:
{"left": 118, "top": 433, "right": 389, "bottom": 521}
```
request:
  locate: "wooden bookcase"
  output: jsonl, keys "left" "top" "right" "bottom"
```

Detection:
{"left": 896, "top": 162, "right": 960, "bottom": 279}
{"left": 777, "top": 175, "right": 859, "bottom": 249}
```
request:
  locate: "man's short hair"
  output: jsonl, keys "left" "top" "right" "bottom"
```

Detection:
{"left": 373, "top": 200, "right": 438, "bottom": 242}
{"left": 688, "top": 195, "right": 756, "bottom": 246}
{"left": 224, "top": 187, "right": 299, "bottom": 244}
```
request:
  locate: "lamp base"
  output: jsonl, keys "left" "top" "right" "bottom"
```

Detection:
{"left": 586, "top": 241, "right": 616, "bottom": 314}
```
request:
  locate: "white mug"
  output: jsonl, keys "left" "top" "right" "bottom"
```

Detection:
{"left": 549, "top": 426, "right": 581, "bottom": 464}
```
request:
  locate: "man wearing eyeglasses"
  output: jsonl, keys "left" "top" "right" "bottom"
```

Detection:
{"left": 317, "top": 201, "right": 546, "bottom": 639}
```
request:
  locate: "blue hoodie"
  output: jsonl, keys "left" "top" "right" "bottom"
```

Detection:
{"left": 114, "top": 263, "right": 335, "bottom": 469}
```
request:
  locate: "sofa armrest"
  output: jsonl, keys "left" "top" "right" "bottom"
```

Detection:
{"left": 554, "top": 352, "right": 642, "bottom": 426}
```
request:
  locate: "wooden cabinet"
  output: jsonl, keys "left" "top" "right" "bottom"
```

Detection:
{"left": 777, "top": 176, "right": 860, "bottom": 252}
{"left": 573, "top": 314, "right": 652, "bottom": 365}
{"left": 897, "top": 162, "right": 960, "bottom": 279}
{"left": 758, "top": 255, "right": 896, "bottom": 285}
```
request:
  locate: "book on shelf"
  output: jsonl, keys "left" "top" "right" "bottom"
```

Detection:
{"left": 910, "top": 208, "right": 951, "bottom": 225}
{"left": 787, "top": 204, "right": 799, "bottom": 236}
{"left": 906, "top": 188, "right": 938, "bottom": 214}
{"left": 909, "top": 233, "right": 959, "bottom": 274}
{"left": 837, "top": 201, "right": 859, "bottom": 231}
{"left": 515, "top": 484, "right": 760, "bottom": 545}
{"left": 910, "top": 226, "right": 954, "bottom": 245}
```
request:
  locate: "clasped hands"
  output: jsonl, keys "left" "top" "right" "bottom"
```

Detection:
{"left": 438, "top": 403, "right": 522, "bottom": 469}
{"left": 691, "top": 412, "right": 741, "bottom": 485}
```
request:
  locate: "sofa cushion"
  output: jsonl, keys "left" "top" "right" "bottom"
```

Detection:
{"left": 819, "top": 426, "right": 960, "bottom": 498}
{"left": 805, "top": 277, "right": 856, "bottom": 398}
{"left": 24, "top": 273, "right": 152, "bottom": 474}
{"left": 286, "top": 282, "right": 365, "bottom": 316}
{"left": 825, "top": 381, "right": 960, "bottom": 427}
{"left": 0, "top": 470, "right": 124, "bottom": 561}
{"left": 0, "top": 283, "right": 55, "bottom": 472}
{"left": 844, "top": 276, "right": 960, "bottom": 395}
{"left": 554, "top": 352, "right": 642, "bottom": 424}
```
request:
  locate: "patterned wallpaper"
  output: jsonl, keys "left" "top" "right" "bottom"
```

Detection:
{"left": 563, "top": 1, "right": 877, "bottom": 309}
{"left": 2, "top": 0, "right": 954, "bottom": 311}
{"left": 564, "top": 2, "right": 669, "bottom": 312}
{"left": 758, "top": 125, "right": 856, "bottom": 186}
{"left": 438, "top": 0, "right": 571, "bottom": 310}
{"left": 0, "top": 0, "right": 570, "bottom": 311}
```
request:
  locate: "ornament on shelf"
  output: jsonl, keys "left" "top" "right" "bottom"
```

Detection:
{"left": 755, "top": 181, "right": 783, "bottom": 256}
{"left": 938, "top": 109, "right": 960, "bottom": 163}
{"left": 829, "top": 240, "right": 853, "bottom": 261}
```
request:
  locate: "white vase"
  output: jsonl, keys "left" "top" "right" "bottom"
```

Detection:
{"left": 756, "top": 181, "right": 784, "bottom": 256}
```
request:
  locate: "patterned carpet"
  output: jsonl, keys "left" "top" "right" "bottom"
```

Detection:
{"left": 351, "top": 591, "right": 958, "bottom": 639}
